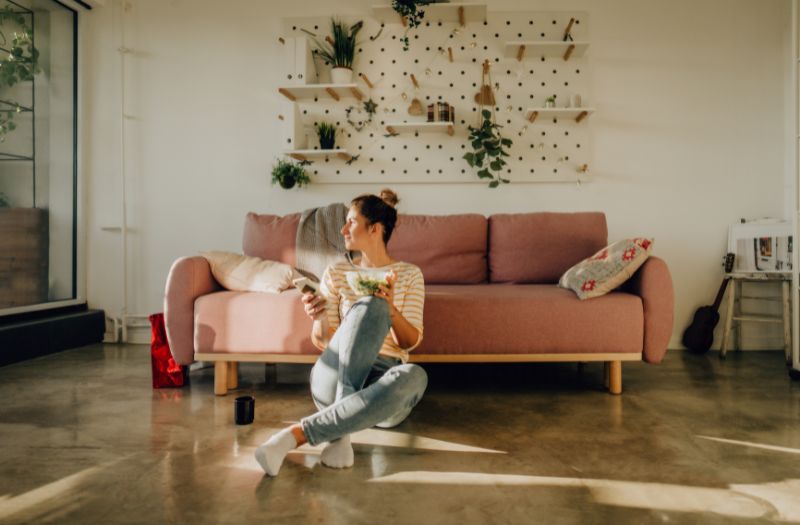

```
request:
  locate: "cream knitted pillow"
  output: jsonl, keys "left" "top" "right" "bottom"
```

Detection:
{"left": 558, "top": 238, "right": 654, "bottom": 300}
{"left": 200, "top": 251, "right": 296, "bottom": 293}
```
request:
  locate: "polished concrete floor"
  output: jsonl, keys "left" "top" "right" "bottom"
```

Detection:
{"left": 1, "top": 345, "right": 799, "bottom": 524}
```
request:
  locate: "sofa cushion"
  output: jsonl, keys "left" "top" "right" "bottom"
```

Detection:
{"left": 488, "top": 212, "right": 608, "bottom": 283}
{"left": 194, "top": 283, "right": 643, "bottom": 357}
{"left": 200, "top": 251, "right": 296, "bottom": 293}
{"left": 242, "top": 212, "right": 300, "bottom": 265}
{"left": 194, "top": 289, "right": 318, "bottom": 355}
{"left": 414, "top": 284, "right": 643, "bottom": 355}
{"left": 558, "top": 238, "right": 654, "bottom": 300}
{"left": 388, "top": 214, "right": 488, "bottom": 284}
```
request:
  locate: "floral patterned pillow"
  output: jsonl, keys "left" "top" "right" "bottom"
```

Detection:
{"left": 558, "top": 238, "right": 654, "bottom": 300}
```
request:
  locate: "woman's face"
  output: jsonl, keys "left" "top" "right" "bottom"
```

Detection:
{"left": 341, "top": 205, "right": 380, "bottom": 251}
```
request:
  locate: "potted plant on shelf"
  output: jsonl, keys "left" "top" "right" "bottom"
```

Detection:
{"left": 545, "top": 95, "right": 556, "bottom": 108}
{"left": 463, "top": 109, "right": 512, "bottom": 189}
{"left": 271, "top": 159, "right": 311, "bottom": 190}
{"left": 313, "top": 18, "right": 363, "bottom": 84}
{"left": 315, "top": 121, "right": 337, "bottom": 150}
{"left": 391, "top": 0, "right": 449, "bottom": 51}
{"left": 392, "top": 0, "right": 431, "bottom": 51}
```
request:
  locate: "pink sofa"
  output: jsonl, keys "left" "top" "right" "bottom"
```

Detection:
{"left": 164, "top": 211, "right": 674, "bottom": 396}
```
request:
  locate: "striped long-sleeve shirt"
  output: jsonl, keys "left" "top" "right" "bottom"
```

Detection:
{"left": 319, "top": 260, "right": 425, "bottom": 363}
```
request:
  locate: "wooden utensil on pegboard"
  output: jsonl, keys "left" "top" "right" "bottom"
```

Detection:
{"left": 407, "top": 73, "right": 424, "bottom": 116}
{"left": 474, "top": 60, "right": 495, "bottom": 106}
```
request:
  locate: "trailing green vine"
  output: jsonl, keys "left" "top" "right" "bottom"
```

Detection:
{"left": 392, "top": 0, "right": 432, "bottom": 51}
{"left": 463, "top": 109, "right": 512, "bottom": 188}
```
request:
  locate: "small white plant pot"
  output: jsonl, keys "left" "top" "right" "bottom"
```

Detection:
{"left": 331, "top": 67, "right": 353, "bottom": 84}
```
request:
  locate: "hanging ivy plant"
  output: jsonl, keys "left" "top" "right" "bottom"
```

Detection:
{"left": 0, "top": 5, "right": 40, "bottom": 144}
{"left": 392, "top": 0, "right": 433, "bottom": 51}
{"left": 463, "top": 109, "right": 512, "bottom": 188}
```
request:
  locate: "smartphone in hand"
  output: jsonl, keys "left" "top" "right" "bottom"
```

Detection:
{"left": 292, "top": 277, "right": 320, "bottom": 296}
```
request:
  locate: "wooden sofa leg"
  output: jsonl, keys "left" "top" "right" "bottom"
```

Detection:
{"left": 227, "top": 361, "right": 239, "bottom": 390}
{"left": 609, "top": 361, "right": 622, "bottom": 395}
{"left": 214, "top": 361, "right": 228, "bottom": 396}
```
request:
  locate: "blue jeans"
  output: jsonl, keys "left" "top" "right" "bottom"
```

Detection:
{"left": 300, "top": 296, "right": 428, "bottom": 446}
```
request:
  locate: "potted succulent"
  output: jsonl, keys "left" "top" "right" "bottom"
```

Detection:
{"left": 315, "top": 121, "right": 337, "bottom": 150}
{"left": 463, "top": 109, "right": 512, "bottom": 189}
{"left": 313, "top": 18, "right": 363, "bottom": 84}
{"left": 545, "top": 95, "right": 556, "bottom": 108}
{"left": 271, "top": 159, "right": 311, "bottom": 190}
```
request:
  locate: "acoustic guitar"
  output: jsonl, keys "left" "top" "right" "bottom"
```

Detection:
{"left": 682, "top": 253, "right": 735, "bottom": 354}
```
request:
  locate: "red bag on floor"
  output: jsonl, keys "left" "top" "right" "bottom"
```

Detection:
{"left": 149, "top": 312, "right": 186, "bottom": 388}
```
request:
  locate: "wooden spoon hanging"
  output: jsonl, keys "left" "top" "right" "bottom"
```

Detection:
{"left": 407, "top": 73, "right": 425, "bottom": 116}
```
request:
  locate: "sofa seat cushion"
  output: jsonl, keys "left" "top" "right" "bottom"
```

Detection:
{"left": 415, "top": 284, "right": 643, "bottom": 355}
{"left": 194, "top": 289, "right": 318, "bottom": 355}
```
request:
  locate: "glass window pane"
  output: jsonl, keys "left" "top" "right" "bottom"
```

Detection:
{"left": 0, "top": 0, "right": 76, "bottom": 310}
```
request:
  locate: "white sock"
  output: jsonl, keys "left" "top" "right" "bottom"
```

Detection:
{"left": 320, "top": 434, "right": 354, "bottom": 469}
{"left": 254, "top": 427, "right": 297, "bottom": 476}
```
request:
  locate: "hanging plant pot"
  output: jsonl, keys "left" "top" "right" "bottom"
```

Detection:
{"left": 271, "top": 158, "right": 310, "bottom": 190}
{"left": 279, "top": 176, "right": 296, "bottom": 190}
{"left": 331, "top": 67, "right": 353, "bottom": 84}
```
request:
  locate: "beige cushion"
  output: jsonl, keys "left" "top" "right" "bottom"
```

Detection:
{"left": 200, "top": 251, "right": 298, "bottom": 293}
{"left": 558, "top": 238, "right": 654, "bottom": 300}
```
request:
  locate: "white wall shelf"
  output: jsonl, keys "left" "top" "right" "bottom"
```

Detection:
{"left": 278, "top": 84, "right": 365, "bottom": 102}
{"left": 504, "top": 41, "right": 589, "bottom": 61}
{"left": 285, "top": 149, "right": 353, "bottom": 162}
{"left": 385, "top": 121, "right": 454, "bottom": 136}
{"left": 372, "top": 3, "right": 487, "bottom": 26}
{"left": 525, "top": 108, "right": 595, "bottom": 123}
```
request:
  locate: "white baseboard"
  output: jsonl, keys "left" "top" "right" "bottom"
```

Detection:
{"left": 127, "top": 325, "right": 152, "bottom": 345}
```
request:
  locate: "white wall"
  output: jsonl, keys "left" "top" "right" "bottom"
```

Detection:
{"left": 81, "top": 0, "right": 792, "bottom": 350}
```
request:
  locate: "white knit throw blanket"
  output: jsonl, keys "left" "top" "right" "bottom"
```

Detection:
{"left": 295, "top": 202, "right": 359, "bottom": 282}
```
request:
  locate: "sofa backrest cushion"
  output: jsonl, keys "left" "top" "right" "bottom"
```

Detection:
{"left": 488, "top": 212, "right": 608, "bottom": 283}
{"left": 388, "top": 214, "right": 488, "bottom": 284}
{"left": 242, "top": 212, "right": 300, "bottom": 265}
{"left": 242, "top": 211, "right": 488, "bottom": 284}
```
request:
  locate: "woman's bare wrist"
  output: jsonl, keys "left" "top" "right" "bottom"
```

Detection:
{"left": 389, "top": 305, "right": 401, "bottom": 321}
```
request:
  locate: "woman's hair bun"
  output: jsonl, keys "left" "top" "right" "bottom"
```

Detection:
{"left": 379, "top": 188, "right": 399, "bottom": 208}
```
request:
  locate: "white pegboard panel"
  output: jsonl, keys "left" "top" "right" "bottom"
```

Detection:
{"left": 279, "top": 9, "right": 592, "bottom": 185}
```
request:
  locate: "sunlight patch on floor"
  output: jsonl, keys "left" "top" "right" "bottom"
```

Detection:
{"left": 368, "top": 471, "right": 797, "bottom": 520}
{"left": 697, "top": 435, "right": 800, "bottom": 455}
{"left": 0, "top": 457, "right": 129, "bottom": 522}
{"left": 279, "top": 421, "right": 505, "bottom": 454}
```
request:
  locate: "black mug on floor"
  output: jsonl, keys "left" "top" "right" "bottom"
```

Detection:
{"left": 234, "top": 395, "right": 255, "bottom": 425}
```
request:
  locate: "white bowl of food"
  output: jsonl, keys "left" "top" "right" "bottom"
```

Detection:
{"left": 345, "top": 269, "right": 391, "bottom": 297}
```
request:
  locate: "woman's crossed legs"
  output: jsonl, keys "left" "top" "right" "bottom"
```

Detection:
{"left": 255, "top": 296, "right": 427, "bottom": 475}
